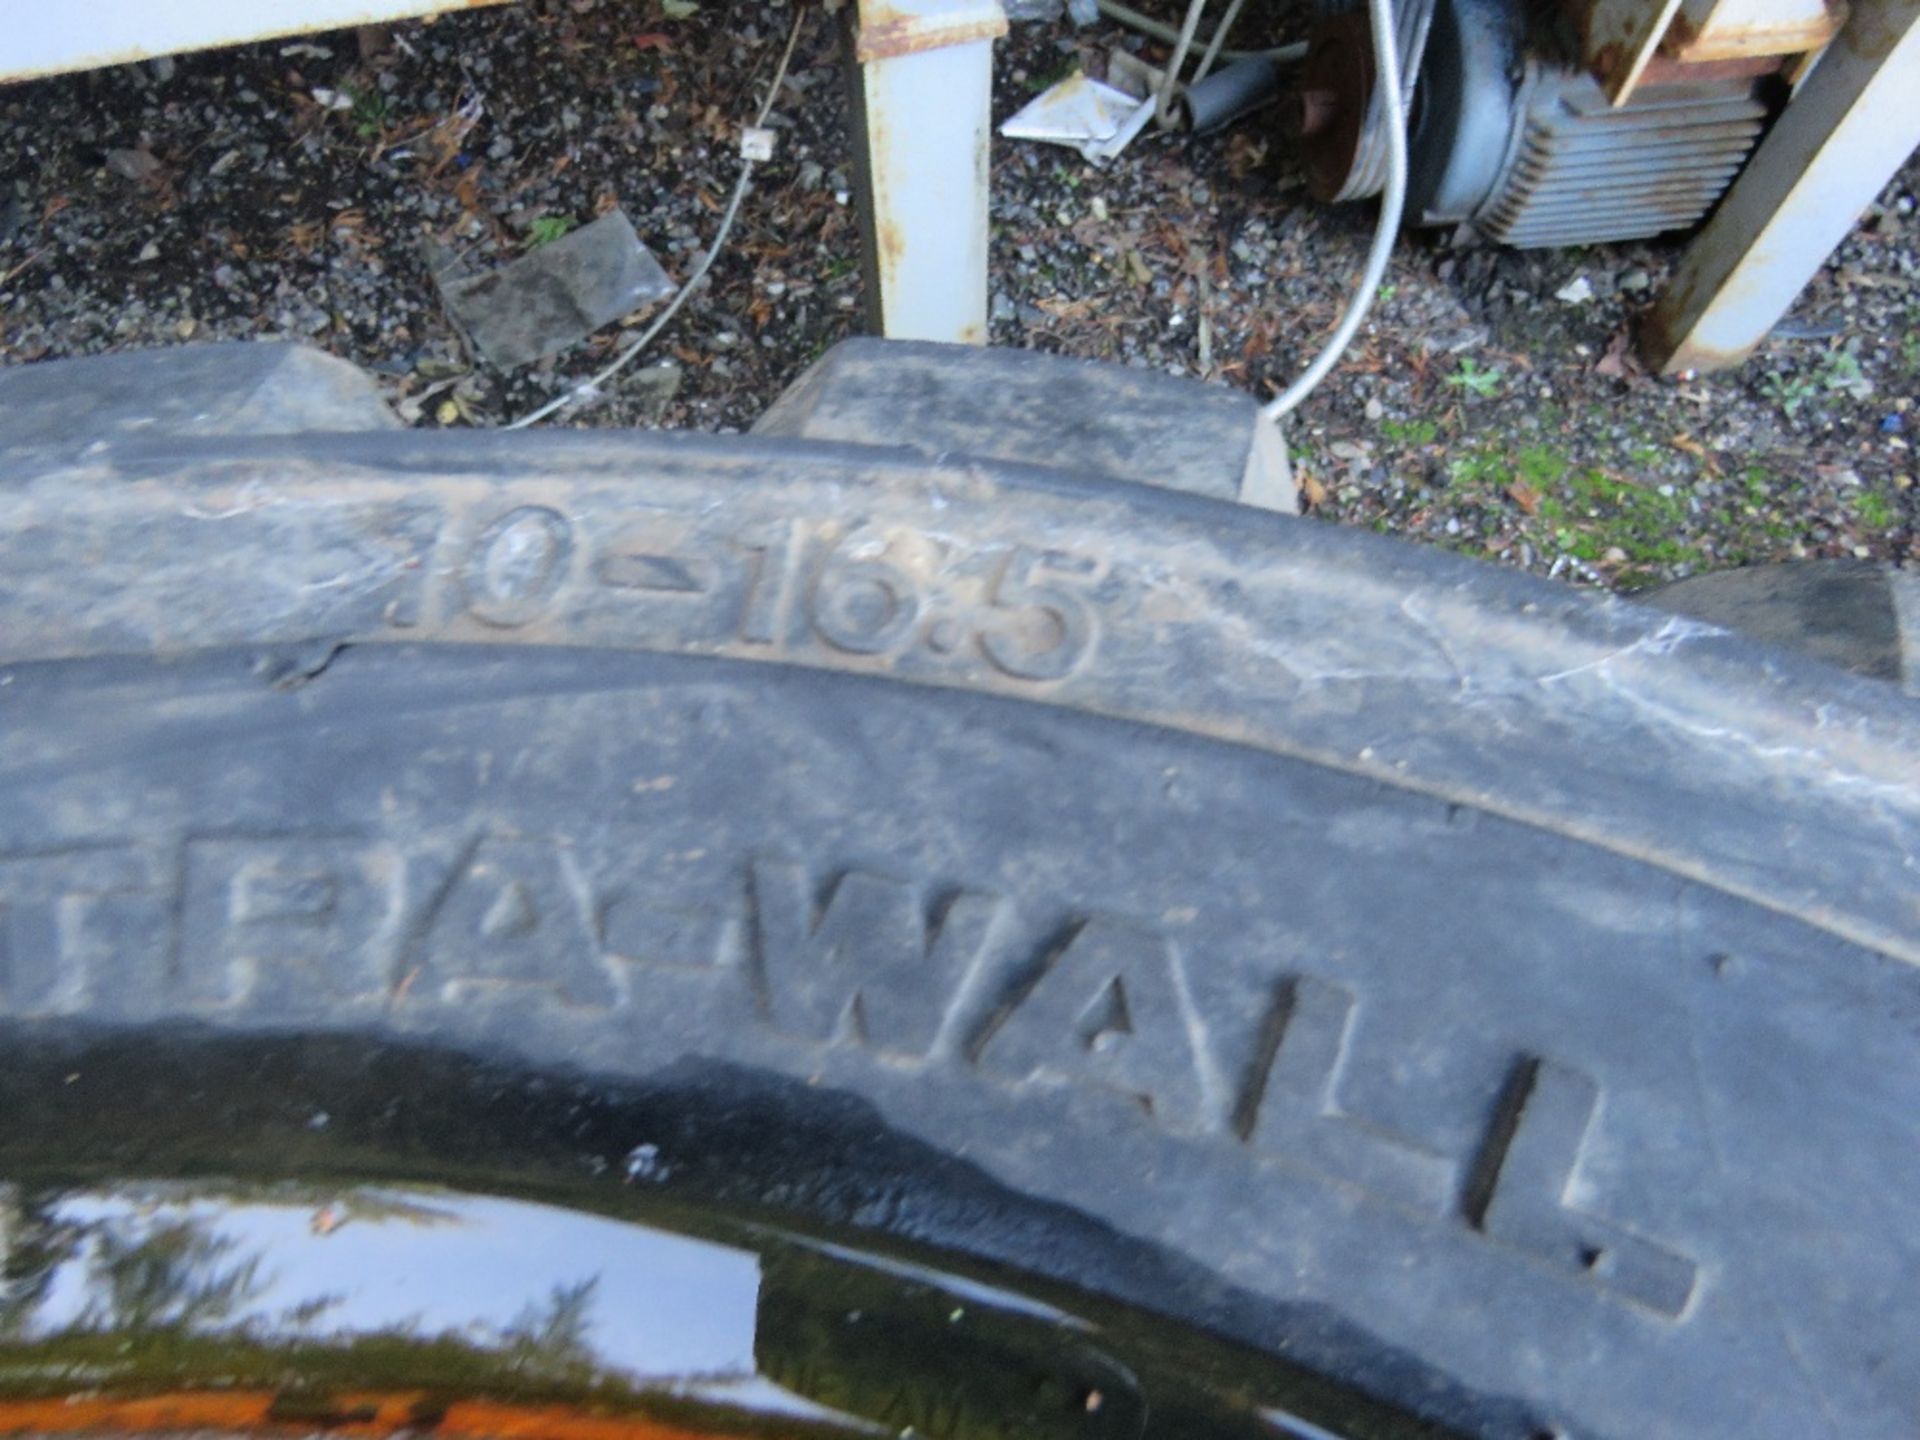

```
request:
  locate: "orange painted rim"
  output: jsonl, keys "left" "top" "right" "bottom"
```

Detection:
{"left": 0, "top": 1391, "right": 787, "bottom": 1440}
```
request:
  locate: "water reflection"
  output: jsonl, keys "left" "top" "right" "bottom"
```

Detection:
{"left": 0, "top": 1183, "right": 848, "bottom": 1434}
{"left": 0, "top": 1181, "right": 1375, "bottom": 1440}
{"left": 15, "top": 1187, "right": 762, "bottom": 1380}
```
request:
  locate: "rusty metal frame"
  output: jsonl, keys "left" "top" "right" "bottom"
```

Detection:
{"left": 1645, "top": 0, "right": 1920, "bottom": 371}
{"left": 853, "top": 0, "right": 1007, "bottom": 345}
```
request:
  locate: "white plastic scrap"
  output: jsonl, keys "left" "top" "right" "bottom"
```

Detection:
{"left": 999, "top": 72, "right": 1154, "bottom": 162}
{"left": 740, "top": 125, "right": 777, "bottom": 162}
{"left": 1555, "top": 274, "right": 1595, "bottom": 305}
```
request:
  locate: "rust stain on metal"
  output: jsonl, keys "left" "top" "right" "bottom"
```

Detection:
{"left": 1569, "top": 0, "right": 1692, "bottom": 102}
{"left": 868, "top": 94, "right": 909, "bottom": 308}
{"left": 1644, "top": 313, "right": 1759, "bottom": 372}
{"left": 855, "top": 0, "right": 1006, "bottom": 63}
{"left": 1641, "top": 283, "right": 1694, "bottom": 368}
{"left": 864, "top": 87, "right": 907, "bottom": 291}
{"left": 1643, "top": 226, "right": 1782, "bottom": 371}
{"left": 876, "top": 216, "right": 909, "bottom": 278}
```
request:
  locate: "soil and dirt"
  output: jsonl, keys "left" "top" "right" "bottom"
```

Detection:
{"left": 0, "top": 0, "right": 1913, "bottom": 589}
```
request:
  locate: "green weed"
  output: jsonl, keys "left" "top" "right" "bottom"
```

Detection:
{"left": 1445, "top": 358, "right": 1502, "bottom": 398}
{"left": 525, "top": 215, "right": 578, "bottom": 249}
{"left": 1380, "top": 417, "right": 1439, "bottom": 447}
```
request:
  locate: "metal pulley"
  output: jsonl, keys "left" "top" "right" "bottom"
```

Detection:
{"left": 1291, "top": 0, "right": 1438, "bottom": 201}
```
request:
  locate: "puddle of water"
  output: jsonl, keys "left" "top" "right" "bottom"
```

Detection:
{"left": 25, "top": 1188, "right": 763, "bottom": 1381}
{"left": 0, "top": 1179, "right": 1338, "bottom": 1440}
{"left": 0, "top": 1035, "right": 1475, "bottom": 1440}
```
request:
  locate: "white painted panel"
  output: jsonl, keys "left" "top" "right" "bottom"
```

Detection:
{"left": 1, "top": 0, "right": 506, "bottom": 83}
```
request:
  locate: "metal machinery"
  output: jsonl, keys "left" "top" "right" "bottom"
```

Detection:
{"left": 3, "top": 0, "right": 1920, "bottom": 373}
{"left": 1296, "top": 0, "right": 1782, "bottom": 248}
{"left": 850, "top": 0, "right": 1920, "bottom": 373}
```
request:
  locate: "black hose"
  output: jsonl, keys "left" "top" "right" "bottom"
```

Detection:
{"left": 1180, "top": 55, "right": 1283, "bottom": 133}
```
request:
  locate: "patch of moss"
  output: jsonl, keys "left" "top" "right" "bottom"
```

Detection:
{"left": 1855, "top": 489, "right": 1898, "bottom": 532}
{"left": 1535, "top": 469, "right": 1699, "bottom": 571}
{"left": 1379, "top": 417, "right": 1439, "bottom": 447}
{"left": 1514, "top": 444, "right": 1569, "bottom": 490}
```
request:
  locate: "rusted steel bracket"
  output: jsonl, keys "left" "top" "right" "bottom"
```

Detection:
{"left": 853, "top": 0, "right": 1007, "bottom": 344}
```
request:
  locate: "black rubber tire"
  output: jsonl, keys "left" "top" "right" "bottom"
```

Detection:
{"left": 1, "top": 426, "right": 1917, "bottom": 1440}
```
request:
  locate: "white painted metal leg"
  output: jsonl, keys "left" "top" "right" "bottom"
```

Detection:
{"left": 1646, "top": 0, "right": 1920, "bottom": 373}
{"left": 1, "top": 0, "right": 508, "bottom": 83}
{"left": 855, "top": 0, "right": 1007, "bottom": 344}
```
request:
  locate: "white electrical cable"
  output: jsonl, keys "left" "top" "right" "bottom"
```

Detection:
{"left": 1260, "top": 0, "right": 1405, "bottom": 422}
{"left": 1152, "top": 0, "right": 1211, "bottom": 127}
{"left": 505, "top": 8, "right": 805, "bottom": 431}
{"left": 1191, "top": 0, "right": 1248, "bottom": 85}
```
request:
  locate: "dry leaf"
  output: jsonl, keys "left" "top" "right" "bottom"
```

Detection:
{"left": 1036, "top": 296, "right": 1095, "bottom": 320}
{"left": 453, "top": 169, "right": 484, "bottom": 216}
{"left": 1506, "top": 481, "right": 1541, "bottom": 515}
{"left": 1838, "top": 266, "right": 1905, "bottom": 290}
{"left": 1594, "top": 327, "right": 1640, "bottom": 379}
{"left": 1299, "top": 469, "right": 1328, "bottom": 508}
{"left": 1224, "top": 131, "right": 1269, "bottom": 179}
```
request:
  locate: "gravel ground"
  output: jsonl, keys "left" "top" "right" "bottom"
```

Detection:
{"left": 1, "top": 0, "right": 1914, "bottom": 590}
